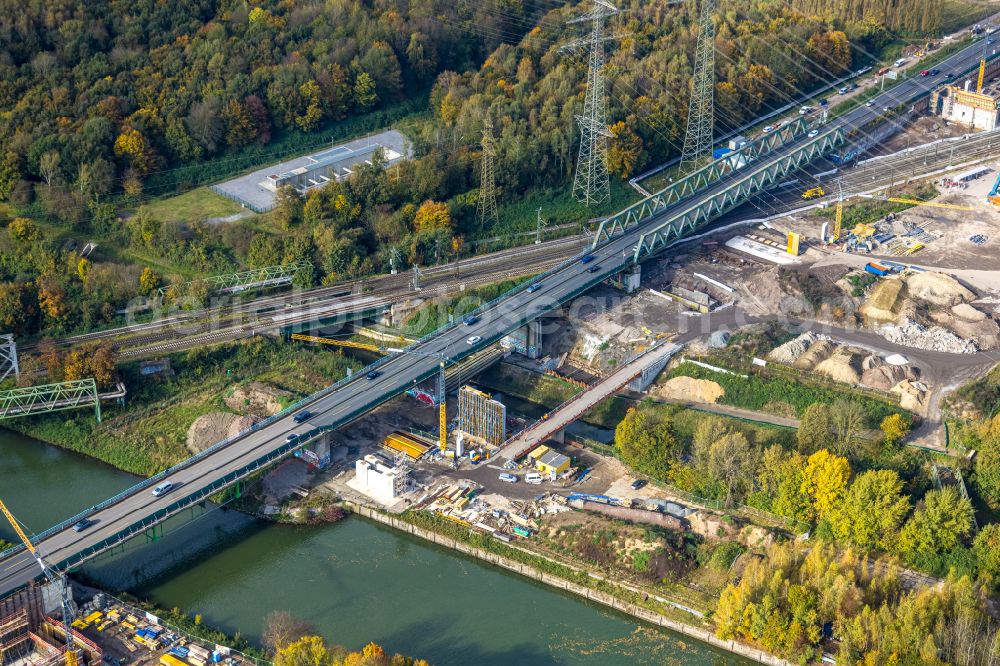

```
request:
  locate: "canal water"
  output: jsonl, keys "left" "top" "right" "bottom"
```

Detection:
{"left": 0, "top": 431, "right": 749, "bottom": 666}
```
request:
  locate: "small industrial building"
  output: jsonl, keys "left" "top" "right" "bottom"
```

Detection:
{"left": 931, "top": 58, "right": 1000, "bottom": 131}
{"left": 528, "top": 445, "right": 570, "bottom": 477}
{"left": 352, "top": 454, "right": 407, "bottom": 502}
{"left": 260, "top": 142, "right": 403, "bottom": 194}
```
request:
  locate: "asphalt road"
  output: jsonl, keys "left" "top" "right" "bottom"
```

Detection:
{"left": 0, "top": 37, "right": 993, "bottom": 597}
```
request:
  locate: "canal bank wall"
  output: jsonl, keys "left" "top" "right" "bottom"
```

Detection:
{"left": 346, "top": 502, "right": 793, "bottom": 666}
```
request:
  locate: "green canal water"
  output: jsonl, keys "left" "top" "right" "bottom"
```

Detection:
{"left": 0, "top": 430, "right": 749, "bottom": 666}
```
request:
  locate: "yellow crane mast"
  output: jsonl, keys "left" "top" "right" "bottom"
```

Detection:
{"left": 0, "top": 498, "right": 79, "bottom": 666}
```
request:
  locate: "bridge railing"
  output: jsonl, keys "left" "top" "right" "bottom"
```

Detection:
{"left": 632, "top": 127, "right": 847, "bottom": 262}
{"left": 592, "top": 118, "right": 808, "bottom": 247}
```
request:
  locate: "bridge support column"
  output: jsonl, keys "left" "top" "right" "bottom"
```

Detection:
{"left": 144, "top": 523, "right": 163, "bottom": 543}
{"left": 526, "top": 320, "right": 542, "bottom": 359}
{"left": 621, "top": 264, "right": 641, "bottom": 294}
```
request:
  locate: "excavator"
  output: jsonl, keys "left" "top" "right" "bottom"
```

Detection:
{"left": 987, "top": 171, "right": 1000, "bottom": 206}
{"left": 0, "top": 498, "right": 80, "bottom": 666}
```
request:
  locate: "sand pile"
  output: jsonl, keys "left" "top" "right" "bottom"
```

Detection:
{"left": 653, "top": 376, "right": 725, "bottom": 403}
{"left": 815, "top": 349, "right": 861, "bottom": 384}
{"left": 187, "top": 412, "right": 255, "bottom": 453}
{"left": 793, "top": 340, "right": 834, "bottom": 370}
{"left": 860, "top": 278, "right": 905, "bottom": 323}
{"left": 905, "top": 272, "right": 974, "bottom": 307}
{"left": 224, "top": 381, "right": 292, "bottom": 417}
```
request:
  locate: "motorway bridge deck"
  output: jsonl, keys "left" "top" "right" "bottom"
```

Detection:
{"left": 0, "top": 38, "right": 993, "bottom": 597}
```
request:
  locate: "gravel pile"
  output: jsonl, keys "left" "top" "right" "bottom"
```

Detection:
{"left": 768, "top": 332, "right": 816, "bottom": 364}
{"left": 880, "top": 318, "right": 979, "bottom": 354}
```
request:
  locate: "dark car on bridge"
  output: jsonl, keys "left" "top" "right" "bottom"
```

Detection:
{"left": 366, "top": 370, "right": 382, "bottom": 380}
{"left": 73, "top": 518, "right": 95, "bottom": 532}
{"left": 580, "top": 254, "right": 596, "bottom": 264}
{"left": 293, "top": 410, "right": 313, "bottom": 424}
{"left": 587, "top": 265, "right": 601, "bottom": 273}
{"left": 463, "top": 315, "right": 480, "bottom": 326}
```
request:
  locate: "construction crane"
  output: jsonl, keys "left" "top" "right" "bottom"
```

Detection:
{"left": 0, "top": 498, "right": 79, "bottom": 666}
{"left": 832, "top": 184, "right": 845, "bottom": 241}
{"left": 978, "top": 33, "right": 989, "bottom": 93}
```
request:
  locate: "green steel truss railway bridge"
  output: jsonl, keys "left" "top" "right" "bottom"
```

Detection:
{"left": 0, "top": 39, "right": 992, "bottom": 597}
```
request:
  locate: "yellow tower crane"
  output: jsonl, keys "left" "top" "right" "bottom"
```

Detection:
{"left": 832, "top": 184, "right": 845, "bottom": 241}
{"left": 0, "top": 498, "right": 79, "bottom": 666}
{"left": 978, "top": 35, "right": 989, "bottom": 94}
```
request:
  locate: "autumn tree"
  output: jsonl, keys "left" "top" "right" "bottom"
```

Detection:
{"left": 62, "top": 349, "right": 88, "bottom": 381}
{"left": 0, "top": 282, "right": 36, "bottom": 336}
{"left": 827, "top": 470, "right": 909, "bottom": 550}
{"left": 36, "top": 339, "right": 63, "bottom": 380}
{"left": 274, "top": 186, "right": 304, "bottom": 230}
{"left": 263, "top": 611, "right": 316, "bottom": 656}
{"left": 829, "top": 399, "right": 866, "bottom": 454}
{"left": 614, "top": 406, "right": 679, "bottom": 480}
{"left": 9, "top": 217, "right": 38, "bottom": 242}
{"left": 353, "top": 72, "right": 378, "bottom": 111}
{"left": 413, "top": 200, "right": 451, "bottom": 232}
{"left": 973, "top": 414, "right": 1000, "bottom": 507}
{"left": 880, "top": 413, "right": 909, "bottom": 446}
{"left": 274, "top": 636, "right": 329, "bottom": 666}
{"left": 707, "top": 432, "right": 758, "bottom": 507}
{"left": 221, "top": 99, "right": 257, "bottom": 147}
{"left": 898, "top": 487, "right": 974, "bottom": 563}
{"left": 973, "top": 523, "right": 1000, "bottom": 589}
{"left": 139, "top": 267, "right": 161, "bottom": 296}
{"left": 796, "top": 403, "right": 831, "bottom": 453}
{"left": 87, "top": 342, "right": 118, "bottom": 387}
{"left": 800, "top": 449, "right": 850, "bottom": 519}
{"left": 606, "top": 121, "right": 644, "bottom": 179}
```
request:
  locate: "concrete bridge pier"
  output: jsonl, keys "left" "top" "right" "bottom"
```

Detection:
{"left": 613, "top": 264, "right": 641, "bottom": 294}
{"left": 502, "top": 320, "right": 543, "bottom": 359}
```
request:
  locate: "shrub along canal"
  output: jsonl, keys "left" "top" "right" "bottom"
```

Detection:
{"left": 0, "top": 430, "right": 750, "bottom": 665}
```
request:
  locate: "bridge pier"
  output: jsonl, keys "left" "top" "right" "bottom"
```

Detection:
{"left": 620, "top": 264, "right": 641, "bottom": 294}
{"left": 500, "top": 320, "right": 542, "bottom": 359}
{"left": 144, "top": 523, "right": 163, "bottom": 543}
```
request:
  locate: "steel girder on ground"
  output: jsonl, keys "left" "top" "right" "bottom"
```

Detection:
{"left": 0, "top": 378, "right": 100, "bottom": 421}
{"left": 633, "top": 128, "right": 846, "bottom": 262}
{"left": 158, "top": 260, "right": 313, "bottom": 297}
{"left": 593, "top": 118, "right": 808, "bottom": 246}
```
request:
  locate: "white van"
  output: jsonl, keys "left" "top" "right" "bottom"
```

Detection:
{"left": 151, "top": 481, "right": 174, "bottom": 497}
{"left": 894, "top": 58, "right": 907, "bottom": 67}
{"left": 525, "top": 472, "right": 543, "bottom": 485}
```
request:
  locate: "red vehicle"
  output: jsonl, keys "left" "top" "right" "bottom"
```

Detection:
{"left": 877, "top": 66, "right": 891, "bottom": 76}
{"left": 920, "top": 69, "right": 930, "bottom": 76}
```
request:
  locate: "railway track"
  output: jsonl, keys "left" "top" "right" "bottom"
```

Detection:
{"left": 39, "top": 234, "right": 587, "bottom": 357}
{"left": 110, "top": 245, "right": 577, "bottom": 359}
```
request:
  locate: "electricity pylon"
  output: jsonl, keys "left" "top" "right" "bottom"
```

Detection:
{"left": 679, "top": 0, "right": 717, "bottom": 174}
{"left": 477, "top": 117, "right": 498, "bottom": 224}
{"left": 565, "top": 0, "right": 618, "bottom": 207}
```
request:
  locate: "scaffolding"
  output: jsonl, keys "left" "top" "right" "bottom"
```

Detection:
{"left": 456, "top": 386, "right": 506, "bottom": 446}
{"left": 0, "top": 610, "right": 30, "bottom": 665}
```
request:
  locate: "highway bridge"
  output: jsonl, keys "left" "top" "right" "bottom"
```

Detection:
{"left": 0, "top": 39, "right": 992, "bottom": 597}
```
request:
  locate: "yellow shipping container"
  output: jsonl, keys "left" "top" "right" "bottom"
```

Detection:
{"left": 161, "top": 654, "right": 188, "bottom": 666}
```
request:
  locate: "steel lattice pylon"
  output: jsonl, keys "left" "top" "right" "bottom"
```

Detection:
{"left": 566, "top": 0, "right": 618, "bottom": 207}
{"left": 0, "top": 334, "right": 18, "bottom": 382}
{"left": 477, "top": 117, "right": 499, "bottom": 224}
{"left": 679, "top": 0, "right": 717, "bottom": 175}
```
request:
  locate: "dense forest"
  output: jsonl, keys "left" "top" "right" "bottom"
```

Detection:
{"left": 0, "top": 0, "right": 973, "bottom": 339}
